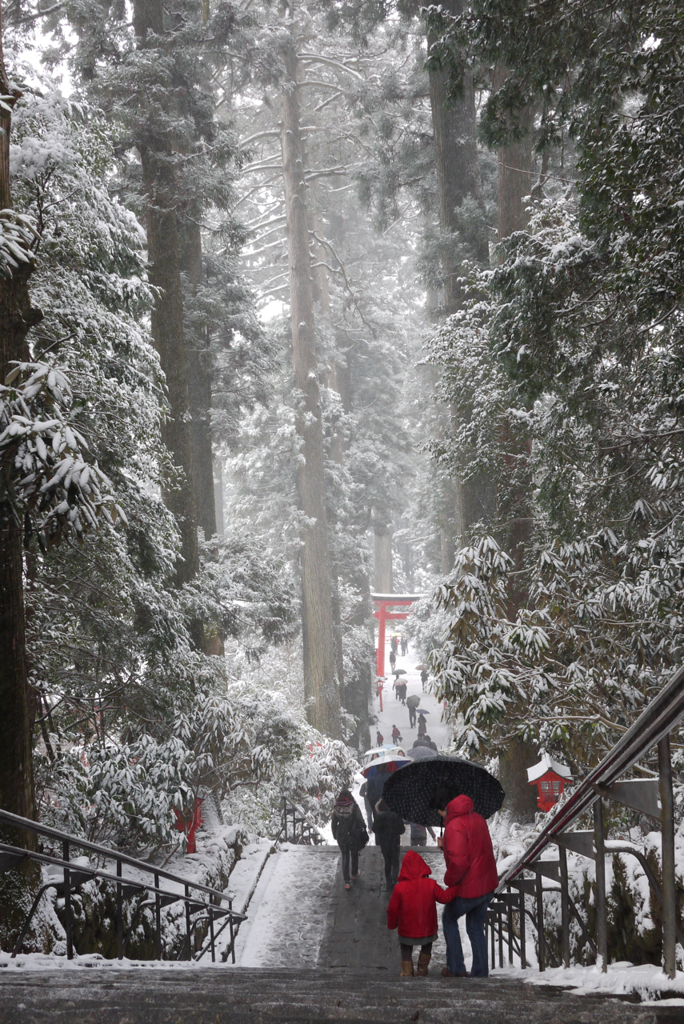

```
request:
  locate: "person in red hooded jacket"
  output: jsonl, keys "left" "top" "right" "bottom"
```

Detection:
{"left": 434, "top": 791, "right": 499, "bottom": 978}
{"left": 387, "top": 849, "right": 457, "bottom": 977}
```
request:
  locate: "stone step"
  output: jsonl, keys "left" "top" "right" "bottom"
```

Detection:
{"left": 0, "top": 967, "right": 671, "bottom": 1023}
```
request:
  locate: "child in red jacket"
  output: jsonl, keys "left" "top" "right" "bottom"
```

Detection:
{"left": 387, "top": 849, "right": 457, "bottom": 976}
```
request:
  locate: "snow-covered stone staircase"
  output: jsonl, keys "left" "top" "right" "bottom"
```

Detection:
{"left": 0, "top": 846, "right": 676, "bottom": 1023}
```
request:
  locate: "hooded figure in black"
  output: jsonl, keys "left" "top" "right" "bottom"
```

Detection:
{"left": 373, "top": 798, "right": 405, "bottom": 889}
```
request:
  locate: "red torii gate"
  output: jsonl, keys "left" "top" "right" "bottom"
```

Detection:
{"left": 372, "top": 592, "right": 423, "bottom": 679}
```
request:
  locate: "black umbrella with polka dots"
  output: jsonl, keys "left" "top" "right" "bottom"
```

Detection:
{"left": 382, "top": 754, "right": 505, "bottom": 826}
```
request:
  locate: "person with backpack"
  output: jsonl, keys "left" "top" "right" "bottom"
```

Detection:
{"left": 373, "top": 798, "right": 405, "bottom": 889}
{"left": 387, "top": 850, "right": 457, "bottom": 976}
{"left": 331, "top": 790, "right": 369, "bottom": 890}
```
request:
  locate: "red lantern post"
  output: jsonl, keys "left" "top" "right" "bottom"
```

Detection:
{"left": 173, "top": 797, "right": 204, "bottom": 854}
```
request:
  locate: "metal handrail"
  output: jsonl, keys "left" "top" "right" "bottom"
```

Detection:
{"left": 278, "top": 795, "right": 326, "bottom": 845}
{"left": 499, "top": 662, "right": 684, "bottom": 886}
{"left": 0, "top": 807, "right": 231, "bottom": 904}
{"left": 0, "top": 807, "right": 246, "bottom": 963}
{"left": 488, "top": 662, "right": 684, "bottom": 980}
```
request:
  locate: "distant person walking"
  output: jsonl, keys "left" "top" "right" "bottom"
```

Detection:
{"left": 376, "top": 730, "right": 384, "bottom": 745}
{"left": 397, "top": 681, "right": 407, "bottom": 705}
{"left": 434, "top": 791, "right": 498, "bottom": 978}
{"left": 389, "top": 650, "right": 397, "bottom": 672}
{"left": 417, "top": 715, "right": 427, "bottom": 738}
{"left": 406, "top": 693, "right": 420, "bottom": 728}
{"left": 420, "top": 668, "right": 428, "bottom": 691}
{"left": 390, "top": 636, "right": 398, "bottom": 656}
{"left": 387, "top": 850, "right": 457, "bottom": 977}
{"left": 401, "top": 636, "right": 408, "bottom": 657}
{"left": 391, "top": 724, "right": 402, "bottom": 744}
{"left": 331, "top": 791, "right": 368, "bottom": 891}
{"left": 373, "top": 798, "right": 405, "bottom": 889}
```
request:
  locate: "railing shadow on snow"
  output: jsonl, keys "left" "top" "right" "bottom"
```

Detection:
{"left": 0, "top": 807, "right": 246, "bottom": 964}
{"left": 488, "top": 662, "right": 684, "bottom": 980}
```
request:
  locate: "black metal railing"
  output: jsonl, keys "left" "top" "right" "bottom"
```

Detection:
{"left": 277, "top": 796, "right": 325, "bottom": 845}
{"left": 0, "top": 807, "right": 246, "bottom": 963}
{"left": 487, "top": 663, "right": 684, "bottom": 980}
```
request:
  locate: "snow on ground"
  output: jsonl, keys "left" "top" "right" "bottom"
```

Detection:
{"left": 493, "top": 961, "right": 684, "bottom": 1004}
{"left": 373, "top": 636, "right": 452, "bottom": 755}
{"left": 232, "top": 846, "right": 338, "bottom": 967}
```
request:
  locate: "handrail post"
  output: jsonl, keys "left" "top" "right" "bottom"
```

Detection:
{"left": 185, "top": 884, "right": 192, "bottom": 960}
{"left": 497, "top": 903, "right": 504, "bottom": 968}
{"left": 659, "top": 734, "right": 676, "bottom": 980}
{"left": 62, "top": 839, "right": 73, "bottom": 960}
{"left": 534, "top": 868, "right": 545, "bottom": 972}
{"left": 506, "top": 891, "right": 514, "bottom": 965}
{"left": 154, "top": 871, "right": 162, "bottom": 961}
{"left": 209, "top": 906, "right": 215, "bottom": 964}
{"left": 519, "top": 886, "right": 526, "bottom": 968}
{"left": 229, "top": 904, "right": 235, "bottom": 964}
{"left": 490, "top": 911, "right": 495, "bottom": 968}
{"left": 116, "top": 858, "right": 123, "bottom": 960}
{"left": 559, "top": 845, "right": 570, "bottom": 969}
{"left": 593, "top": 797, "right": 608, "bottom": 972}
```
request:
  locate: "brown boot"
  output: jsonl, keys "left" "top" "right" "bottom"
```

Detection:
{"left": 416, "top": 952, "right": 431, "bottom": 976}
{"left": 400, "top": 959, "right": 415, "bottom": 977}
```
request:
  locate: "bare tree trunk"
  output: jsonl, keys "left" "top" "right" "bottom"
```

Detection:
{"left": 179, "top": 220, "right": 217, "bottom": 543}
{"left": 373, "top": 519, "right": 393, "bottom": 593}
{"left": 281, "top": 38, "right": 340, "bottom": 737}
{"left": 0, "top": 1, "right": 41, "bottom": 938}
{"left": 134, "top": 0, "right": 202, "bottom": 650}
{"left": 494, "top": 78, "right": 537, "bottom": 820}
{"left": 427, "top": 4, "right": 494, "bottom": 556}
{"left": 428, "top": 0, "right": 486, "bottom": 318}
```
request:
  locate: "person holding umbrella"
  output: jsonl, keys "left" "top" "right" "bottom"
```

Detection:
{"left": 433, "top": 787, "right": 498, "bottom": 978}
{"left": 406, "top": 693, "right": 420, "bottom": 729}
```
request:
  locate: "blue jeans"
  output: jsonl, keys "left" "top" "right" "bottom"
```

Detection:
{"left": 442, "top": 893, "right": 493, "bottom": 977}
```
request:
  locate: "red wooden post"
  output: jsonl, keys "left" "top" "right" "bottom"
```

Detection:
{"left": 376, "top": 601, "right": 386, "bottom": 677}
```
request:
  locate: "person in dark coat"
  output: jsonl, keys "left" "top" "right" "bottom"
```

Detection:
{"left": 409, "top": 821, "right": 436, "bottom": 847}
{"left": 401, "top": 636, "right": 408, "bottom": 657}
{"left": 366, "top": 767, "right": 390, "bottom": 821}
{"left": 417, "top": 715, "right": 427, "bottom": 738}
{"left": 387, "top": 850, "right": 457, "bottom": 976}
{"left": 376, "top": 730, "right": 384, "bottom": 745}
{"left": 373, "top": 798, "right": 405, "bottom": 889}
{"left": 331, "top": 790, "right": 368, "bottom": 889}
{"left": 359, "top": 779, "right": 373, "bottom": 830}
{"left": 389, "top": 650, "right": 397, "bottom": 672}
{"left": 435, "top": 792, "right": 499, "bottom": 977}
{"left": 420, "top": 668, "right": 428, "bottom": 691}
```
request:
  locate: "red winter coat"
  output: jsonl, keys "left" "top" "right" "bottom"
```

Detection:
{"left": 441, "top": 795, "right": 499, "bottom": 898}
{"left": 387, "top": 850, "right": 456, "bottom": 940}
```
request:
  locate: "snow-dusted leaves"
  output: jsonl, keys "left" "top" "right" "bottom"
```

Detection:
{"left": 0, "top": 360, "right": 124, "bottom": 546}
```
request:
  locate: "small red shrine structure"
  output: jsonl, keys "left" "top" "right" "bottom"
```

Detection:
{"left": 173, "top": 797, "right": 204, "bottom": 854}
{"left": 372, "top": 593, "right": 423, "bottom": 679}
{"left": 527, "top": 754, "right": 572, "bottom": 813}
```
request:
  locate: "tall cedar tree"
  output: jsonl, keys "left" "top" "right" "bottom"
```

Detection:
{"left": 280, "top": 34, "right": 340, "bottom": 737}
{"left": 0, "top": 2, "right": 41, "bottom": 835}
{"left": 132, "top": 0, "right": 201, "bottom": 627}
